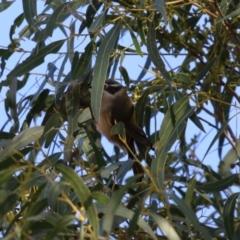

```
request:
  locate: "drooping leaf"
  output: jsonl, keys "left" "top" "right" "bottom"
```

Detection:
{"left": 152, "top": 0, "right": 168, "bottom": 26}
{"left": 88, "top": 13, "right": 105, "bottom": 32}
{"left": 7, "top": 40, "right": 65, "bottom": 79}
{"left": 202, "top": 113, "right": 236, "bottom": 161}
{"left": 91, "top": 21, "right": 121, "bottom": 121}
{"left": 196, "top": 174, "right": 239, "bottom": 192}
{"left": 22, "top": 0, "right": 37, "bottom": 29}
{"left": 147, "top": 21, "right": 172, "bottom": 87}
{"left": 45, "top": 2, "right": 69, "bottom": 37}
{"left": 119, "top": 66, "right": 130, "bottom": 88}
{"left": 110, "top": 122, "right": 126, "bottom": 136}
{"left": 96, "top": 203, "right": 157, "bottom": 240}
{"left": 195, "top": 57, "right": 218, "bottom": 82}
{"left": 223, "top": 192, "right": 240, "bottom": 240}
{"left": 152, "top": 97, "right": 194, "bottom": 189}
{"left": 71, "top": 42, "right": 93, "bottom": 79}
{"left": 170, "top": 193, "right": 212, "bottom": 240}
{"left": 55, "top": 164, "right": 99, "bottom": 237}
{"left": 149, "top": 212, "right": 181, "bottom": 240}
{"left": 43, "top": 112, "right": 63, "bottom": 148}
{"left": 0, "top": 193, "right": 19, "bottom": 219}
{"left": 0, "top": 1, "right": 14, "bottom": 12}
{"left": 0, "top": 126, "right": 44, "bottom": 162}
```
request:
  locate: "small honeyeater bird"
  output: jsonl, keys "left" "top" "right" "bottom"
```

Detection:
{"left": 94, "top": 80, "right": 153, "bottom": 176}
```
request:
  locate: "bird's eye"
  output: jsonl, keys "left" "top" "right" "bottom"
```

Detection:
{"left": 104, "top": 84, "right": 108, "bottom": 88}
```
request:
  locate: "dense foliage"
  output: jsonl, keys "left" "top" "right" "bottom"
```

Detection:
{"left": 0, "top": 0, "right": 240, "bottom": 239}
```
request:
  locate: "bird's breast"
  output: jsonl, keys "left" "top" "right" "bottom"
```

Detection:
{"left": 95, "top": 99, "right": 126, "bottom": 151}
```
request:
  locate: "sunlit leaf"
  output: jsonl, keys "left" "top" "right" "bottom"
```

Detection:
{"left": 0, "top": 126, "right": 44, "bottom": 162}
{"left": 150, "top": 213, "right": 181, "bottom": 240}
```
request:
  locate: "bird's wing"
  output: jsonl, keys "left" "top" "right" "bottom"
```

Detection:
{"left": 126, "top": 123, "right": 153, "bottom": 148}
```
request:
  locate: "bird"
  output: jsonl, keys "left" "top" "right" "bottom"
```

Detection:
{"left": 94, "top": 79, "right": 153, "bottom": 176}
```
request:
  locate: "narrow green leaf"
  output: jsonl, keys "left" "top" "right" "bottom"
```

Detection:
{"left": 24, "top": 198, "right": 48, "bottom": 232}
{"left": 71, "top": 42, "right": 93, "bottom": 79}
{"left": 0, "top": 193, "right": 18, "bottom": 219}
{"left": 0, "top": 147, "right": 31, "bottom": 171}
{"left": 37, "top": 152, "right": 62, "bottom": 168}
{"left": 127, "top": 206, "right": 141, "bottom": 238}
{"left": 137, "top": 56, "right": 151, "bottom": 81}
{"left": 152, "top": 0, "right": 167, "bottom": 26}
{"left": 68, "top": 21, "right": 75, "bottom": 64}
{"left": 149, "top": 213, "right": 181, "bottom": 240}
{"left": 96, "top": 204, "right": 157, "bottom": 240}
{"left": 202, "top": 113, "right": 236, "bottom": 161}
{"left": 135, "top": 89, "right": 150, "bottom": 127}
{"left": 92, "top": 192, "right": 109, "bottom": 204}
{"left": 103, "top": 177, "right": 138, "bottom": 235}
{"left": 22, "top": 0, "right": 37, "bottom": 28}
{"left": 173, "top": 73, "right": 191, "bottom": 84}
{"left": 101, "top": 162, "right": 121, "bottom": 179}
{"left": 195, "top": 57, "right": 218, "bottom": 82}
{"left": 43, "top": 112, "right": 63, "bottom": 148}
{"left": 124, "top": 21, "right": 142, "bottom": 56}
{"left": 91, "top": 21, "right": 121, "bottom": 120}
{"left": 45, "top": 2, "right": 69, "bottom": 37}
{"left": 184, "top": 177, "right": 196, "bottom": 231}
{"left": 217, "top": 8, "right": 240, "bottom": 23}
{"left": 110, "top": 122, "right": 125, "bottom": 136}
{"left": 137, "top": 18, "right": 146, "bottom": 45}
{"left": 147, "top": 21, "right": 172, "bottom": 87}
{"left": 119, "top": 66, "right": 130, "bottom": 87}
{"left": 151, "top": 97, "right": 193, "bottom": 189}
{"left": 189, "top": 112, "right": 205, "bottom": 132}
{"left": 6, "top": 77, "right": 18, "bottom": 132}
{"left": 78, "top": 108, "right": 92, "bottom": 124}
{"left": 7, "top": 40, "right": 65, "bottom": 79}
{"left": 223, "top": 192, "right": 240, "bottom": 240}
{"left": 46, "top": 215, "right": 75, "bottom": 240}
{"left": 185, "top": 177, "right": 196, "bottom": 206}
{"left": 88, "top": 13, "right": 105, "bottom": 32}
{"left": 196, "top": 174, "right": 239, "bottom": 192}
{"left": 0, "top": 1, "right": 14, "bottom": 12}
{"left": 170, "top": 193, "right": 212, "bottom": 240}
{"left": 64, "top": 81, "right": 82, "bottom": 162}
{"left": 0, "top": 169, "right": 17, "bottom": 187}
{"left": 55, "top": 164, "right": 99, "bottom": 237}
{"left": 130, "top": 30, "right": 143, "bottom": 56}
{"left": 0, "top": 126, "right": 44, "bottom": 162}
{"left": 117, "top": 160, "right": 134, "bottom": 180}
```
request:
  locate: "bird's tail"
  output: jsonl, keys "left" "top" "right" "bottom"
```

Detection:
{"left": 127, "top": 136, "right": 145, "bottom": 177}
